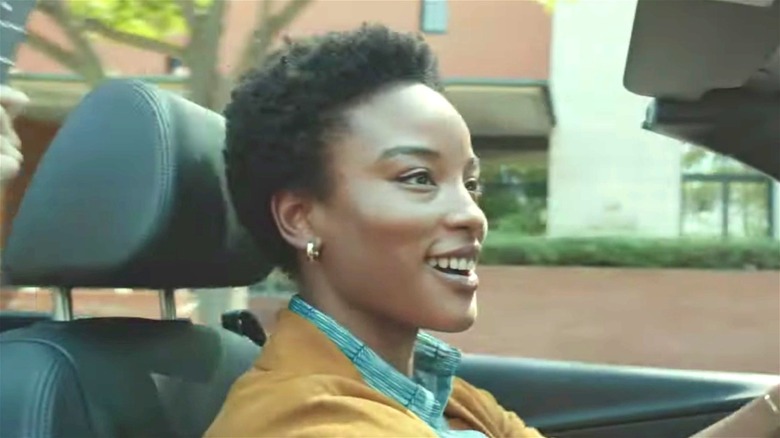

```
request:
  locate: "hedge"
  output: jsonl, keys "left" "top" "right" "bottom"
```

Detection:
{"left": 482, "top": 234, "right": 780, "bottom": 270}
{"left": 250, "top": 236, "right": 780, "bottom": 294}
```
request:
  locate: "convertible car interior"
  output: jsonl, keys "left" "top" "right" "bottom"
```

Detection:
{"left": 0, "top": 80, "right": 269, "bottom": 437}
{"left": 625, "top": 0, "right": 779, "bottom": 180}
{"left": 0, "top": 1, "right": 778, "bottom": 437}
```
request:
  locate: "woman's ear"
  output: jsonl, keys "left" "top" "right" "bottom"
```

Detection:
{"left": 270, "top": 190, "right": 313, "bottom": 251}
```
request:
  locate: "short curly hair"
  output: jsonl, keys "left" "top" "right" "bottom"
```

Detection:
{"left": 224, "top": 24, "right": 443, "bottom": 276}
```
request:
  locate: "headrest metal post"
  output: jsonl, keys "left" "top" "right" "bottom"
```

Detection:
{"left": 53, "top": 287, "right": 74, "bottom": 321}
{"left": 159, "top": 288, "right": 176, "bottom": 320}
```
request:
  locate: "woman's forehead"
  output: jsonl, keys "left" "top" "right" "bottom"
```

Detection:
{"left": 339, "top": 84, "right": 472, "bottom": 159}
{"left": 348, "top": 83, "right": 459, "bottom": 126}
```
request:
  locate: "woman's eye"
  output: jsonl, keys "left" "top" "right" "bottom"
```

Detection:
{"left": 399, "top": 170, "right": 435, "bottom": 186}
{"left": 465, "top": 179, "right": 483, "bottom": 194}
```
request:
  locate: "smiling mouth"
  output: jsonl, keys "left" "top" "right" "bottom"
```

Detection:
{"left": 426, "top": 257, "right": 476, "bottom": 276}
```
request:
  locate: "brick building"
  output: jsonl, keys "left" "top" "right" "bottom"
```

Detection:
{"left": 2, "top": 0, "right": 555, "bottom": 237}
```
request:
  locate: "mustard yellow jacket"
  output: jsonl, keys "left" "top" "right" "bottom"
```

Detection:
{"left": 206, "top": 309, "right": 544, "bottom": 437}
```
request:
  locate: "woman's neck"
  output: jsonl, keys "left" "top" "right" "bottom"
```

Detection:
{"left": 298, "top": 289, "right": 418, "bottom": 376}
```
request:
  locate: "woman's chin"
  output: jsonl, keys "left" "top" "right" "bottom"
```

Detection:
{"left": 424, "top": 307, "right": 478, "bottom": 333}
{"left": 433, "top": 318, "right": 476, "bottom": 334}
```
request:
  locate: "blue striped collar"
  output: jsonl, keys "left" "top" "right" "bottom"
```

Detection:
{"left": 288, "top": 295, "right": 462, "bottom": 428}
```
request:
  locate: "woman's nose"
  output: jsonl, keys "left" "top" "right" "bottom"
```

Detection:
{"left": 443, "top": 188, "right": 488, "bottom": 241}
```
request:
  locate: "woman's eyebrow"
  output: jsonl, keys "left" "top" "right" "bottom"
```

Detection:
{"left": 376, "top": 146, "right": 440, "bottom": 162}
{"left": 466, "top": 156, "right": 481, "bottom": 173}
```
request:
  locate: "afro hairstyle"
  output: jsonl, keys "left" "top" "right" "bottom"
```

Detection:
{"left": 224, "top": 23, "right": 444, "bottom": 276}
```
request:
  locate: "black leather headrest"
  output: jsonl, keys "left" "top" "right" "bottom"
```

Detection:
{"left": 2, "top": 79, "right": 270, "bottom": 288}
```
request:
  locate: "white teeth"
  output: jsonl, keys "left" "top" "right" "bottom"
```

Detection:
{"left": 426, "top": 257, "right": 477, "bottom": 272}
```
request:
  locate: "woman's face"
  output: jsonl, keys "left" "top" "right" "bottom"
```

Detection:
{"left": 309, "top": 83, "right": 487, "bottom": 334}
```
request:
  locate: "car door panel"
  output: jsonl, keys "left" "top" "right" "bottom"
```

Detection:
{"left": 458, "top": 354, "right": 778, "bottom": 438}
{"left": 548, "top": 411, "right": 728, "bottom": 438}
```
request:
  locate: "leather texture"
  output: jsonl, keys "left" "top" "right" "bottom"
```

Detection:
{"left": 0, "top": 310, "right": 51, "bottom": 333}
{"left": 2, "top": 79, "right": 270, "bottom": 288}
{"left": 0, "top": 80, "right": 267, "bottom": 437}
{"left": 0, "top": 318, "right": 260, "bottom": 438}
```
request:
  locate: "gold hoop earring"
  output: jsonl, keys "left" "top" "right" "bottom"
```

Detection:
{"left": 306, "top": 238, "right": 322, "bottom": 262}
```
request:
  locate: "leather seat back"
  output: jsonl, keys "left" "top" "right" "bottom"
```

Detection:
{"left": 0, "top": 310, "right": 50, "bottom": 333}
{"left": 0, "top": 79, "right": 269, "bottom": 438}
{"left": 1, "top": 319, "right": 260, "bottom": 437}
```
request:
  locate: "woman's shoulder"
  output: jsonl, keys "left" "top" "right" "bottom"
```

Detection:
{"left": 449, "top": 377, "right": 546, "bottom": 438}
{"left": 206, "top": 369, "right": 437, "bottom": 438}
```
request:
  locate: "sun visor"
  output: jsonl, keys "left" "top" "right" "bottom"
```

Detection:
{"left": 644, "top": 89, "right": 779, "bottom": 179}
{"left": 625, "top": 0, "right": 779, "bottom": 100}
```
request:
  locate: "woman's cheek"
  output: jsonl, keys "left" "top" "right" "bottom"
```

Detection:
{"left": 344, "top": 181, "right": 439, "bottom": 241}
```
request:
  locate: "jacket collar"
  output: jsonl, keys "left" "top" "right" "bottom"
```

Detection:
{"left": 254, "top": 308, "right": 364, "bottom": 381}
{"left": 253, "top": 304, "right": 492, "bottom": 435}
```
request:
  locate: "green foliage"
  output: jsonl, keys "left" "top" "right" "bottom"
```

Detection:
{"left": 66, "top": 0, "right": 210, "bottom": 39}
{"left": 683, "top": 181, "right": 719, "bottom": 213}
{"left": 480, "top": 186, "right": 521, "bottom": 223}
{"left": 534, "top": 0, "right": 562, "bottom": 12}
{"left": 479, "top": 165, "right": 548, "bottom": 235}
{"left": 682, "top": 144, "right": 748, "bottom": 173}
{"left": 731, "top": 182, "right": 772, "bottom": 237}
{"left": 682, "top": 145, "right": 773, "bottom": 238}
{"left": 482, "top": 233, "right": 780, "bottom": 270}
{"left": 494, "top": 201, "right": 546, "bottom": 235}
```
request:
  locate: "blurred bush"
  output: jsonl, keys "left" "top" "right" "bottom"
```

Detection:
{"left": 482, "top": 233, "right": 780, "bottom": 270}
{"left": 248, "top": 233, "right": 780, "bottom": 297}
{"left": 249, "top": 269, "right": 295, "bottom": 296}
{"left": 480, "top": 186, "right": 522, "bottom": 223}
{"left": 493, "top": 200, "right": 547, "bottom": 235}
{"left": 479, "top": 166, "right": 548, "bottom": 235}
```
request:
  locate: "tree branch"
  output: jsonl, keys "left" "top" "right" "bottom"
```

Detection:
{"left": 33, "top": 0, "right": 106, "bottom": 84}
{"left": 271, "top": 0, "right": 313, "bottom": 25}
{"left": 230, "top": 0, "right": 312, "bottom": 81}
{"left": 185, "top": 0, "right": 228, "bottom": 107}
{"left": 34, "top": 0, "right": 62, "bottom": 17}
{"left": 81, "top": 19, "right": 186, "bottom": 59}
{"left": 260, "top": 0, "right": 274, "bottom": 22}
{"left": 24, "top": 30, "right": 82, "bottom": 73}
{"left": 36, "top": 1, "right": 93, "bottom": 56}
{"left": 176, "top": 0, "right": 197, "bottom": 31}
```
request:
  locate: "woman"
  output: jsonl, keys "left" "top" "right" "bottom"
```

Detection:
{"left": 206, "top": 24, "right": 779, "bottom": 437}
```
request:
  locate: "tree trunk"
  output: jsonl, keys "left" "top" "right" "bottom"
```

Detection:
{"left": 211, "top": 75, "right": 234, "bottom": 114}
{"left": 31, "top": 1, "right": 107, "bottom": 85}
{"left": 183, "top": 0, "right": 248, "bottom": 325}
{"left": 229, "top": 0, "right": 313, "bottom": 84}
{"left": 190, "top": 1, "right": 314, "bottom": 326}
{"left": 25, "top": 0, "right": 316, "bottom": 327}
{"left": 185, "top": 0, "right": 226, "bottom": 108}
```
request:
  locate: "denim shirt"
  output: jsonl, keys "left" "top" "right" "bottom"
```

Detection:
{"left": 289, "top": 295, "right": 488, "bottom": 438}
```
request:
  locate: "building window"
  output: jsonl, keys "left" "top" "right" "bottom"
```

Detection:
{"left": 165, "top": 56, "right": 183, "bottom": 73}
{"left": 421, "top": 0, "right": 448, "bottom": 34}
{"left": 165, "top": 56, "right": 190, "bottom": 77}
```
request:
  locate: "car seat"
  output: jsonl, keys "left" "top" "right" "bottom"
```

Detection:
{"left": 0, "top": 79, "right": 271, "bottom": 438}
{"left": 0, "top": 310, "right": 51, "bottom": 333}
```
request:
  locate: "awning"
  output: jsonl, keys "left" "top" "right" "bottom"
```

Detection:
{"left": 10, "top": 74, "right": 557, "bottom": 143}
{"left": 444, "top": 79, "right": 555, "bottom": 138}
{"left": 8, "top": 73, "right": 189, "bottom": 122}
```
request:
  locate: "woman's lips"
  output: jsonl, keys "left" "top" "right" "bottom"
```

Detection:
{"left": 427, "top": 263, "right": 479, "bottom": 294}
